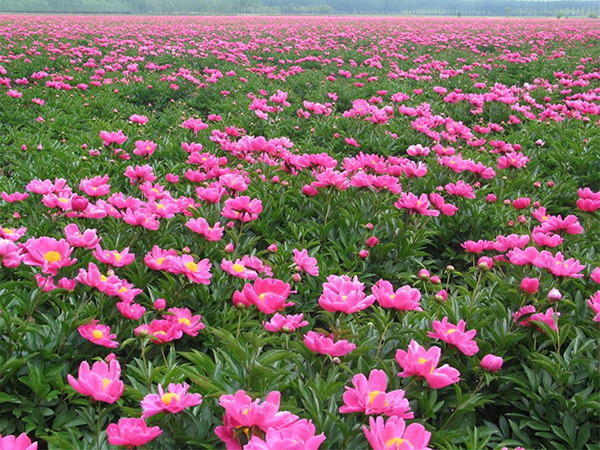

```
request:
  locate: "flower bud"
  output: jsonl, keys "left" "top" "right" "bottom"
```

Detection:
{"left": 366, "top": 236, "right": 378, "bottom": 248}
{"left": 418, "top": 269, "right": 430, "bottom": 280}
{"left": 224, "top": 243, "right": 234, "bottom": 253}
{"left": 153, "top": 298, "right": 166, "bottom": 310}
{"left": 547, "top": 288, "right": 562, "bottom": 302}
{"left": 480, "top": 354, "right": 503, "bottom": 372}
{"left": 71, "top": 195, "right": 89, "bottom": 211}
{"left": 359, "top": 249, "right": 369, "bottom": 259}
{"left": 267, "top": 243, "right": 278, "bottom": 253}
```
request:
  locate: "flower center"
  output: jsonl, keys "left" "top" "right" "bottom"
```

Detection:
{"left": 179, "top": 317, "right": 191, "bottom": 326}
{"left": 259, "top": 293, "right": 266, "bottom": 301}
{"left": 447, "top": 328, "right": 456, "bottom": 334}
{"left": 186, "top": 261, "right": 198, "bottom": 272}
{"left": 103, "top": 378, "right": 110, "bottom": 390}
{"left": 92, "top": 330, "right": 104, "bottom": 339}
{"left": 156, "top": 257, "right": 165, "bottom": 265}
{"left": 232, "top": 263, "right": 245, "bottom": 273}
{"left": 3, "top": 228, "right": 13, "bottom": 234}
{"left": 386, "top": 438, "right": 407, "bottom": 449}
{"left": 100, "top": 275, "right": 108, "bottom": 282}
{"left": 161, "top": 393, "right": 180, "bottom": 405}
{"left": 368, "top": 390, "right": 381, "bottom": 404}
{"left": 418, "top": 358, "right": 427, "bottom": 364}
{"left": 113, "top": 252, "right": 122, "bottom": 261}
{"left": 44, "top": 251, "right": 62, "bottom": 262}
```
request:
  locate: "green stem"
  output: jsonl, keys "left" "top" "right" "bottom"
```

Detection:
{"left": 439, "top": 377, "right": 484, "bottom": 431}
{"left": 95, "top": 402, "right": 103, "bottom": 449}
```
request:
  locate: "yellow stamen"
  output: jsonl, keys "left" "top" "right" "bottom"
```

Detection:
{"left": 43, "top": 251, "right": 62, "bottom": 263}
{"left": 447, "top": 328, "right": 456, "bottom": 334}
{"left": 232, "top": 263, "right": 245, "bottom": 273}
{"left": 103, "top": 378, "right": 110, "bottom": 390}
{"left": 186, "top": 261, "right": 198, "bottom": 272}
{"left": 161, "top": 393, "right": 180, "bottom": 405}
{"left": 179, "top": 317, "right": 191, "bottom": 326}
{"left": 3, "top": 228, "right": 14, "bottom": 234}
{"left": 418, "top": 358, "right": 427, "bottom": 364}
{"left": 92, "top": 330, "right": 104, "bottom": 339}
{"left": 386, "top": 438, "right": 406, "bottom": 449}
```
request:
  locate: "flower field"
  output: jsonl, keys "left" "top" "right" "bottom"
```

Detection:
{"left": 0, "top": 14, "right": 599, "bottom": 449}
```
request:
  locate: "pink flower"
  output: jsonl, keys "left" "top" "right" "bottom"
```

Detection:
{"left": 78, "top": 320, "right": 119, "bottom": 348}
{"left": 0, "top": 433, "right": 37, "bottom": 450}
{"left": 366, "top": 236, "right": 379, "bottom": 248}
{"left": 520, "top": 277, "right": 539, "bottom": 294}
{"left": 129, "top": 114, "right": 148, "bottom": 124}
{"left": 530, "top": 308, "right": 560, "bottom": 332}
{"left": 395, "top": 340, "right": 460, "bottom": 389}
{"left": 590, "top": 267, "right": 600, "bottom": 284}
{"left": 185, "top": 217, "right": 224, "bottom": 241}
{"left": 215, "top": 390, "right": 299, "bottom": 449}
{"left": 363, "top": 416, "right": 431, "bottom": 450}
{"left": 0, "top": 226, "right": 27, "bottom": 242}
{"left": 134, "top": 140, "right": 157, "bottom": 157}
{"left": 23, "top": 237, "right": 76, "bottom": 276}
{"left": 536, "top": 251, "right": 585, "bottom": 278}
{"left": 99, "top": 130, "right": 127, "bottom": 146}
{"left": 221, "top": 196, "right": 263, "bottom": 222}
{"left": 304, "top": 331, "right": 356, "bottom": 357}
{"left": 480, "top": 354, "right": 503, "bottom": 372}
{"left": 395, "top": 192, "right": 439, "bottom": 216}
{"left": 79, "top": 175, "right": 111, "bottom": 197}
{"left": 135, "top": 319, "right": 183, "bottom": 344}
{"left": 141, "top": 382, "right": 202, "bottom": 418}
{"left": 67, "top": 359, "right": 124, "bottom": 404}
{"left": 340, "top": 369, "right": 413, "bottom": 418}
{"left": 92, "top": 245, "right": 135, "bottom": 267}
{"left": 427, "top": 317, "right": 479, "bottom": 356}
{"left": 319, "top": 275, "right": 375, "bottom": 314}
{"left": 264, "top": 313, "right": 308, "bottom": 333}
{"left": 245, "top": 419, "right": 326, "bottom": 450}
{"left": 221, "top": 258, "right": 258, "bottom": 280}
{"left": 587, "top": 291, "right": 600, "bottom": 322}
{"left": 165, "top": 307, "right": 205, "bottom": 336}
{"left": 293, "top": 248, "right": 319, "bottom": 276}
{"left": 1, "top": 191, "right": 29, "bottom": 203}
{"left": 106, "top": 418, "right": 162, "bottom": 448}
{"left": 168, "top": 255, "right": 212, "bottom": 284}
{"left": 242, "top": 278, "right": 294, "bottom": 314}
{"left": 64, "top": 223, "right": 101, "bottom": 249}
{"left": 122, "top": 207, "right": 160, "bottom": 230}
{"left": 512, "top": 197, "right": 531, "bottom": 209}
{"left": 445, "top": 180, "right": 476, "bottom": 199}
{"left": 116, "top": 301, "right": 146, "bottom": 320}
{"left": 144, "top": 246, "right": 177, "bottom": 271}
{"left": 372, "top": 280, "right": 422, "bottom": 311}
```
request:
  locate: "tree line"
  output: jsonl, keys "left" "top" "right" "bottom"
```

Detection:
{"left": 0, "top": 0, "right": 597, "bottom": 17}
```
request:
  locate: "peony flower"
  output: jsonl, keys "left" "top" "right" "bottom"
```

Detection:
{"left": 293, "top": 248, "right": 319, "bottom": 276}
{"left": 64, "top": 223, "right": 101, "bottom": 249}
{"left": 363, "top": 416, "right": 431, "bottom": 450}
{"left": 242, "top": 278, "right": 294, "bottom": 314}
{"left": 245, "top": 419, "right": 326, "bottom": 450}
{"left": 520, "top": 277, "right": 539, "bottom": 295}
{"left": 164, "top": 307, "right": 205, "bottom": 336}
{"left": 318, "top": 275, "right": 375, "bottom": 314}
{"left": 106, "top": 418, "right": 162, "bottom": 447}
{"left": 23, "top": 237, "right": 76, "bottom": 276}
{"left": 340, "top": 369, "right": 413, "bottom": 418}
{"left": 372, "top": 280, "right": 421, "bottom": 311}
{"left": 141, "top": 382, "right": 202, "bottom": 418}
{"left": 395, "top": 340, "right": 460, "bottom": 389}
{"left": 427, "top": 317, "right": 479, "bottom": 356}
{"left": 221, "top": 258, "right": 258, "bottom": 280}
{"left": 92, "top": 245, "right": 135, "bottom": 267}
{"left": 0, "top": 433, "right": 37, "bottom": 450}
{"left": 587, "top": 291, "right": 600, "bottom": 322}
{"left": 67, "top": 359, "right": 124, "bottom": 404}
{"left": 480, "top": 354, "right": 503, "bottom": 372}
{"left": 78, "top": 320, "right": 119, "bottom": 348}
{"left": 168, "top": 255, "right": 212, "bottom": 285}
{"left": 221, "top": 196, "right": 263, "bottom": 222}
{"left": 263, "top": 313, "right": 308, "bottom": 333}
{"left": 215, "top": 390, "right": 299, "bottom": 449}
{"left": 135, "top": 319, "right": 183, "bottom": 344}
{"left": 185, "top": 217, "right": 224, "bottom": 241}
{"left": 304, "top": 331, "right": 355, "bottom": 357}
{"left": 79, "top": 175, "right": 111, "bottom": 197}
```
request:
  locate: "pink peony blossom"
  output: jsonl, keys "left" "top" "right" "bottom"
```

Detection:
{"left": 141, "top": 382, "right": 202, "bottom": 418}
{"left": 395, "top": 340, "right": 460, "bottom": 389}
{"left": 363, "top": 416, "right": 431, "bottom": 450}
{"left": 67, "top": 359, "right": 124, "bottom": 404}
{"left": 106, "top": 418, "right": 162, "bottom": 447}
{"left": 78, "top": 320, "right": 119, "bottom": 348}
